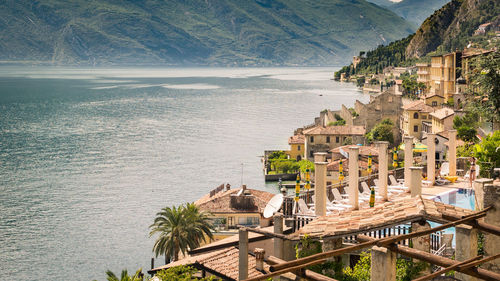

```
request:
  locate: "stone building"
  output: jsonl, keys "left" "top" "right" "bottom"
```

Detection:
{"left": 287, "top": 134, "right": 304, "bottom": 161}
{"left": 400, "top": 100, "right": 435, "bottom": 140}
{"left": 430, "top": 52, "right": 461, "bottom": 102}
{"left": 303, "top": 125, "right": 365, "bottom": 160}
{"left": 430, "top": 108, "right": 455, "bottom": 134}
{"left": 195, "top": 185, "right": 275, "bottom": 229}
{"left": 416, "top": 63, "right": 431, "bottom": 94}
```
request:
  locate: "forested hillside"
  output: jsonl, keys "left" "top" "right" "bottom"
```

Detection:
{"left": 0, "top": 0, "right": 415, "bottom": 66}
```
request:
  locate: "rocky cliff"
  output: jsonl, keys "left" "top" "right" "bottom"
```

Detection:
{"left": 406, "top": 0, "right": 500, "bottom": 58}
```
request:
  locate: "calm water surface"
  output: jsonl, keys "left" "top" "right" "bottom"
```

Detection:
{"left": 0, "top": 67, "right": 368, "bottom": 280}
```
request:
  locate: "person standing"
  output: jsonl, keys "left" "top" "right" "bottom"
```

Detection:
{"left": 470, "top": 157, "right": 476, "bottom": 187}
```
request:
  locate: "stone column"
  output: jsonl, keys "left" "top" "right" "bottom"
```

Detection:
{"left": 411, "top": 221, "right": 431, "bottom": 274}
{"left": 314, "top": 153, "right": 328, "bottom": 216}
{"left": 448, "top": 130, "right": 457, "bottom": 176}
{"left": 376, "top": 141, "right": 389, "bottom": 201}
{"left": 322, "top": 238, "right": 344, "bottom": 276}
{"left": 348, "top": 146, "right": 360, "bottom": 210}
{"left": 239, "top": 229, "right": 248, "bottom": 281}
{"left": 427, "top": 133, "right": 436, "bottom": 184}
{"left": 455, "top": 225, "right": 479, "bottom": 281}
{"left": 482, "top": 184, "right": 500, "bottom": 273}
{"left": 410, "top": 167, "right": 423, "bottom": 197}
{"left": 273, "top": 214, "right": 284, "bottom": 260}
{"left": 314, "top": 152, "right": 328, "bottom": 163}
{"left": 371, "top": 246, "right": 397, "bottom": 281}
{"left": 404, "top": 136, "right": 414, "bottom": 187}
{"left": 473, "top": 179, "right": 494, "bottom": 211}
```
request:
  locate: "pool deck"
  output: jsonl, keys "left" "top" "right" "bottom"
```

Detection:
{"left": 421, "top": 178, "right": 473, "bottom": 199}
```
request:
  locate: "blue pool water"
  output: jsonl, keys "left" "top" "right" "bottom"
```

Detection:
{"left": 431, "top": 188, "right": 476, "bottom": 246}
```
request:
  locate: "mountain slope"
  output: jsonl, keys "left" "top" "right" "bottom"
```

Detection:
{"left": 390, "top": 0, "right": 450, "bottom": 26}
{"left": 406, "top": 0, "right": 500, "bottom": 58}
{"left": 0, "top": 0, "right": 415, "bottom": 66}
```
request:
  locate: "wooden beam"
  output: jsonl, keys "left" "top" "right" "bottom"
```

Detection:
{"left": 457, "top": 253, "right": 500, "bottom": 271}
{"left": 412, "top": 255, "right": 482, "bottom": 281}
{"left": 358, "top": 235, "right": 500, "bottom": 281}
{"left": 244, "top": 227, "right": 292, "bottom": 240}
{"left": 376, "top": 211, "right": 487, "bottom": 247}
{"left": 188, "top": 235, "right": 269, "bottom": 255}
{"left": 441, "top": 213, "right": 500, "bottom": 236}
{"left": 267, "top": 256, "right": 338, "bottom": 281}
{"left": 269, "top": 239, "right": 379, "bottom": 272}
{"left": 189, "top": 227, "right": 293, "bottom": 255}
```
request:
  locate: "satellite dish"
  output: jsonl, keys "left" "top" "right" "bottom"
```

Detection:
{"left": 263, "top": 194, "right": 284, "bottom": 218}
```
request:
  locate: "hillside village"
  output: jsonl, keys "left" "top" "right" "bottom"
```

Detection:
{"left": 145, "top": 49, "right": 500, "bottom": 281}
{"left": 107, "top": 2, "right": 500, "bottom": 280}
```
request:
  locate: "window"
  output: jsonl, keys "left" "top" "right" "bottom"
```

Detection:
{"left": 432, "top": 101, "right": 437, "bottom": 106}
{"left": 413, "top": 125, "right": 418, "bottom": 132}
{"left": 310, "top": 136, "right": 314, "bottom": 143}
{"left": 413, "top": 112, "right": 419, "bottom": 119}
{"left": 298, "top": 145, "right": 301, "bottom": 151}
{"left": 326, "top": 136, "right": 330, "bottom": 143}
{"left": 310, "top": 150, "right": 314, "bottom": 157}
{"left": 422, "top": 115, "right": 427, "bottom": 119}
{"left": 238, "top": 217, "right": 259, "bottom": 226}
{"left": 336, "top": 136, "right": 340, "bottom": 143}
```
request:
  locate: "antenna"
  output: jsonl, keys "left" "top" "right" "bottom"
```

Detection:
{"left": 241, "top": 163, "right": 244, "bottom": 186}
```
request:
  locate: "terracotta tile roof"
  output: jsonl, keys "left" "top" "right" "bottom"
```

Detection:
{"left": 430, "top": 108, "right": 455, "bottom": 120}
{"left": 303, "top": 125, "right": 365, "bottom": 136}
{"left": 150, "top": 247, "right": 269, "bottom": 280}
{"left": 330, "top": 145, "right": 379, "bottom": 157}
{"left": 402, "top": 100, "right": 434, "bottom": 113}
{"left": 194, "top": 187, "right": 275, "bottom": 214}
{"left": 291, "top": 196, "right": 475, "bottom": 239}
{"left": 288, "top": 134, "right": 305, "bottom": 144}
{"left": 425, "top": 92, "right": 444, "bottom": 99}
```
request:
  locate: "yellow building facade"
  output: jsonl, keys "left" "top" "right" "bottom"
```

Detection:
{"left": 430, "top": 108, "right": 455, "bottom": 134}
{"left": 430, "top": 52, "right": 460, "bottom": 102}
{"left": 400, "top": 100, "right": 434, "bottom": 140}
{"left": 416, "top": 63, "right": 431, "bottom": 94}
{"left": 287, "top": 134, "right": 305, "bottom": 161}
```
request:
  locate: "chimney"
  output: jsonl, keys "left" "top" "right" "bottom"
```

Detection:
{"left": 242, "top": 184, "right": 247, "bottom": 191}
{"left": 226, "top": 183, "right": 231, "bottom": 191}
{"left": 254, "top": 248, "right": 265, "bottom": 271}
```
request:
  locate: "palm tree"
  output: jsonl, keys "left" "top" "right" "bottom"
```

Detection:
{"left": 150, "top": 203, "right": 214, "bottom": 263}
{"left": 105, "top": 268, "right": 143, "bottom": 281}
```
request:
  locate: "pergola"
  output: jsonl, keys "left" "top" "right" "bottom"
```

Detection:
{"left": 238, "top": 200, "right": 500, "bottom": 281}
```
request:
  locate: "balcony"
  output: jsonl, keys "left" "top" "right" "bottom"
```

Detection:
{"left": 417, "top": 70, "right": 428, "bottom": 75}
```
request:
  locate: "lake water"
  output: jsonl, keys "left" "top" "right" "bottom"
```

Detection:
{"left": 0, "top": 67, "right": 368, "bottom": 280}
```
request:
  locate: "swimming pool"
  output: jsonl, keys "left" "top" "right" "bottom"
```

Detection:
{"left": 431, "top": 188, "right": 476, "bottom": 246}
{"left": 432, "top": 188, "right": 475, "bottom": 210}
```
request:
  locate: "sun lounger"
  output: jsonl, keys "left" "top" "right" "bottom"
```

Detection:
{"left": 360, "top": 182, "right": 382, "bottom": 199}
{"left": 440, "top": 162, "right": 450, "bottom": 177}
{"left": 296, "top": 199, "right": 315, "bottom": 216}
{"left": 373, "top": 179, "right": 404, "bottom": 193}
